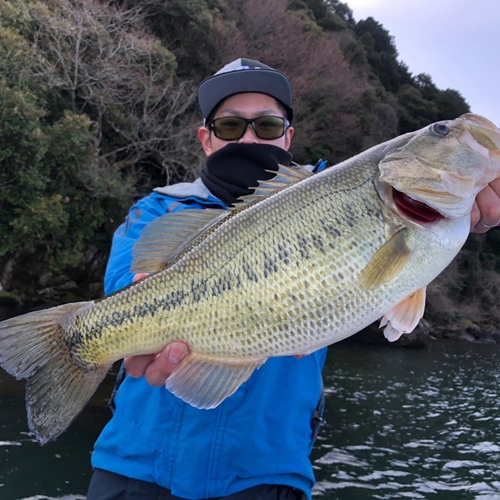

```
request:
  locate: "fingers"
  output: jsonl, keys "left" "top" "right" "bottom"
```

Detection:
{"left": 124, "top": 354, "right": 157, "bottom": 378}
{"left": 124, "top": 341, "right": 189, "bottom": 386}
{"left": 470, "top": 201, "right": 481, "bottom": 230}
{"left": 144, "top": 341, "right": 190, "bottom": 387}
{"left": 133, "top": 273, "right": 150, "bottom": 283}
{"left": 471, "top": 179, "right": 500, "bottom": 233}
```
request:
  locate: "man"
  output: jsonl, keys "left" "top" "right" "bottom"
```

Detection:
{"left": 87, "top": 58, "right": 500, "bottom": 499}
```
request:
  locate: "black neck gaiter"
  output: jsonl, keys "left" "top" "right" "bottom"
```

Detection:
{"left": 200, "top": 143, "right": 293, "bottom": 206}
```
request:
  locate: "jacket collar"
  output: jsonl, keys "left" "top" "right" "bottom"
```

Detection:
{"left": 154, "top": 178, "right": 214, "bottom": 201}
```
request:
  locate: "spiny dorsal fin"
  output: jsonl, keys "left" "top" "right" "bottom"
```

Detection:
{"left": 131, "top": 209, "right": 230, "bottom": 274}
{"left": 233, "top": 163, "right": 312, "bottom": 208}
{"left": 360, "top": 229, "right": 411, "bottom": 289}
{"left": 133, "top": 164, "right": 313, "bottom": 271}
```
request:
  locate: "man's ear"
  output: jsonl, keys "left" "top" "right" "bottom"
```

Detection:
{"left": 284, "top": 126, "right": 294, "bottom": 151}
{"left": 198, "top": 127, "right": 213, "bottom": 156}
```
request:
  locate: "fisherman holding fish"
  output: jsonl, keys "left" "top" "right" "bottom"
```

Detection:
{"left": 87, "top": 59, "right": 329, "bottom": 499}
{"left": 84, "top": 59, "right": 500, "bottom": 498}
{"left": 0, "top": 59, "right": 498, "bottom": 499}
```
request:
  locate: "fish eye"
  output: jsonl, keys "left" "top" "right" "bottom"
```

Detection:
{"left": 431, "top": 123, "right": 450, "bottom": 136}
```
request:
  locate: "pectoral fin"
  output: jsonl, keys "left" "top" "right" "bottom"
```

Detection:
{"left": 360, "top": 229, "right": 411, "bottom": 289}
{"left": 380, "top": 286, "right": 427, "bottom": 342}
{"left": 165, "top": 353, "right": 267, "bottom": 409}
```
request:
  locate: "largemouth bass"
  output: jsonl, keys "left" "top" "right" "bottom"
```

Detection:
{"left": 1, "top": 113, "right": 499, "bottom": 444}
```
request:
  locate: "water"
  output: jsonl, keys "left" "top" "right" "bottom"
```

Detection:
{"left": 0, "top": 361, "right": 114, "bottom": 499}
{"left": 0, "top": 306, "right": 113, "bottom": 500}
{"left": 310, "top": 341, "right": 500, "bottom": 499}
{"left": 1, "top": 305, "right": 500, "bottom": 499}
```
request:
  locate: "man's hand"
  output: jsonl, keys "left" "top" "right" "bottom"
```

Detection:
{"left": 471, "top": 178, "right": 500, "bottom": 233}
{"left": 125, "top": 273, "right": 189, "bottom": 386}
{"left": 125, "top": 341, "right": 189, "bottom": 387}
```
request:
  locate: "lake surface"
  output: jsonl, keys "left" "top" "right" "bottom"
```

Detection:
{"left": 311, "top": 341, "right": 500, "bottom": 499}
{"left": 1, "top": 306, "right": 500, "bottom": 499}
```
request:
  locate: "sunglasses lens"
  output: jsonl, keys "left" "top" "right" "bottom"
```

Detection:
{"left": 254, "top": 117, "right": 286, "bottom": 139}
{"left": 212, "top": 117, "right": 247, "bottom": 140}
{"left": 210, "top": 116, "right": 287, "bottom": 140}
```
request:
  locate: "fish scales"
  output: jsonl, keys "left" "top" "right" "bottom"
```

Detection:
{"left": 1, "top": 113, "right": 499, "bottom": 443}
{"left": 35, "top": 150, "right": 489, "bottom": 361}
{"left": 70, "top": 157, "right": 383, "bottom": 364}
{"left": 71, "top": 152, "right": 439, "bottom": 363}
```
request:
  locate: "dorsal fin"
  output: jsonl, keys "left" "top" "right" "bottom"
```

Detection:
{"left": 132, "top": 164, "right": 313, "bottom": 272}
{"left": 131, "top": 209, "right": 230, "bottom": 274}
{"left": 233, "top": 163, "right": 313, "bottom": 207}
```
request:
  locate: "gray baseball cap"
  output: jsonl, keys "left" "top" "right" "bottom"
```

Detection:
{"left": 198, "top": 58, "right": 293, "bottom": 123}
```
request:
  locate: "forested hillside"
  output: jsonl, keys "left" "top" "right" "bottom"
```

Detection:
{"left": 0, "top": 0, "right": 498, "bottom": 333}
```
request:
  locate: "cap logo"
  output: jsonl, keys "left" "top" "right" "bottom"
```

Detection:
{"left": 235, "top": 65, "right": 262, "bottom": 71}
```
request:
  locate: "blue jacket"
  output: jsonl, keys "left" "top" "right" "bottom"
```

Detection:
{"left": 92, "top": 172, "right": 328, "bottom": 499}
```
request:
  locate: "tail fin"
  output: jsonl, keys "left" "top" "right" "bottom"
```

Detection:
{"left": 0, "top": 303, "right": 109, "bottom": 445}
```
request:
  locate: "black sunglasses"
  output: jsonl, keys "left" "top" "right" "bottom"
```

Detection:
{"left": 208, "top": 116, "right": 290, "bottom": 141}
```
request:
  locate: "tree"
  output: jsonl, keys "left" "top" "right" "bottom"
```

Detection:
{"left": 0, "top": 0, "right": 203, "bottom": 300}
{"left": 288, "top": 0, "right": 352, "bottom": 31}
{"left": 435, "top": 89, "right": 470, "bottom": 121}
{"left": 355, "top": 18, "right": 413, "bottom": 93}
{"left": 415, "top": 73, "right": 439, "bottom": 101}
{"left": 119, "top": 0, "right": 222, "bottom": 79}
{"left": 397, "top": 84, "right": 438, "bottom": 133}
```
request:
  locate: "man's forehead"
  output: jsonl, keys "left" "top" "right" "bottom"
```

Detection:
{"left": 218, "top": 107, "right": 280, "bottom": 116}
{"left": 215, "top": 93, "right": 282, "bottom": 116}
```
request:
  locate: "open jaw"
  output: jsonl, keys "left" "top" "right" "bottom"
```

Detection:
{"left": 392, "top": 188, "right": 446, "bottom": 223}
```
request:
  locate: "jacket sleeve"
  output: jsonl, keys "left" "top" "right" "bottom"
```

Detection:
{"left": 104, "top": 193, "right": 178, "bottom": 295}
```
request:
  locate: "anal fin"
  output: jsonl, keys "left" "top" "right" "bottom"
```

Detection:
{"left": 165, "top": 353, "right": 266, "bottom": 409}
{"left": 380, "top": 286, "right": 427, "bottom": 342}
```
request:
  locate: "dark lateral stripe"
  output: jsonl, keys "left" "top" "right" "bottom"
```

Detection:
{"left": 78, "top": 290, "right": 188, "bottom": 343}
{"left": 78, "top": 238, "right": 326, "bottom": 345}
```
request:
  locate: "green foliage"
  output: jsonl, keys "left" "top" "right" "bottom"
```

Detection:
{"left": 0, "top": 80, "right": 127, "bottom": 276}
{"left": 121, "top": 0, "right": 220, "bottom": 78}
{"left": 355, "top": 18, "right": 413, "bottom": 93}
{"left": 415, "top": 73, "right": 470, "bottom": 121}
{"left": 325, "top": 0, "right": 355, "bottom": 26}
{"left": 396, "top": 85, "right": 438, "bottom": 133}
{"left": 356, "top": 17, "right": 397, "bottom": 56}
{"left": 288, "top": 0, "right": 350, "bottom": 31}
{"left": 0, "top": 0, "right": 199, "bottom": 300}
{"left": 434, "top": 89, "right": 470, "bottom": 121}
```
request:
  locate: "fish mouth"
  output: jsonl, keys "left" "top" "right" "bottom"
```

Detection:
{"left": 392, "top": 188, "right": 446, "bottom": 223}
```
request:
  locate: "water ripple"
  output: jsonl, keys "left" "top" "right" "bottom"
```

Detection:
{"left": 311, "top": 340, "right": 500, "bottom": 499}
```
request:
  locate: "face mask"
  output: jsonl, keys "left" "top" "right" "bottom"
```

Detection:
{"left": 200, "top": 143, "right": 293, "bottom": 206}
